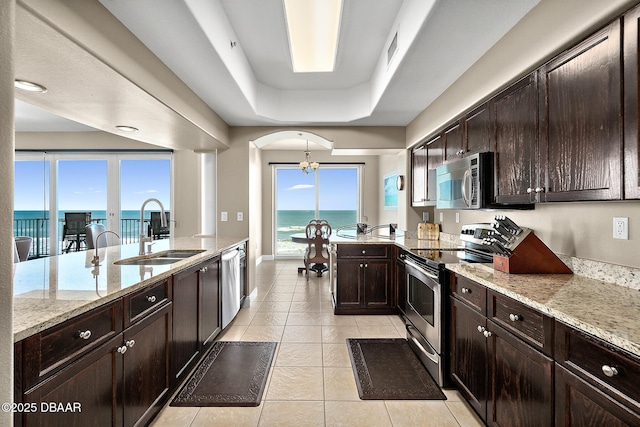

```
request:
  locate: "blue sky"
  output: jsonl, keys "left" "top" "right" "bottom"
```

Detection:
{"left": 14, "top": 159, "right": 170, "bottom": 211}
{"left": 277, "top": 167, "right": 358, "bottom": 210}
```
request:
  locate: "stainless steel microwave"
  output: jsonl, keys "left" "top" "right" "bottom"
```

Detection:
{"left": 435, "top": 152, "right": 494, "bottom": 209}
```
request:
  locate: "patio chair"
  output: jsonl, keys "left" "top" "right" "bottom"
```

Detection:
{"left": 150, "top": 211, "right": 170, "bottom": 239}
{"left": 62, "top": 212, "right": 91, "bottom": 252}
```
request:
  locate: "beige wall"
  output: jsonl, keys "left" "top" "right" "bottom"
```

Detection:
{"left": 406, "top": 0, "right": 640, "bottom": 268}
{"left": 16, "top": 131, "right": 158, "bottom": 150}
{"left": 1, "top": 0, "right": 15, "bottom": 423}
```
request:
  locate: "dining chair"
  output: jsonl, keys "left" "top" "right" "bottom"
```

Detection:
{"left": 62, "top": 212, "right": 91, "bottom": 252}
{"left": 85, "top": 223, "right": 107, "bottom": 249}
{"left": 303, "top": 219, "right": 332, "bottom": 281}
{"left": 150, "top": 211, "right": 170, "bottom": 239}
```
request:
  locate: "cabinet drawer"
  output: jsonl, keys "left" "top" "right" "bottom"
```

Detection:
{"left": 125, "top": 279, "right": 170, "bottom": 326}
{"left": 555, "top": 321, "right": 640, "bottom": 412}
{"left": 337, "top": 244, "right": 389, "bottom": 259}
{"left": 22, "top": 299, "right": 123, "bottom": 389}
{"left": 488, "top": 290, "right": 553, "bottom": 355}
{"left": 451, "top": 275, "right": 486, "bottom": 314}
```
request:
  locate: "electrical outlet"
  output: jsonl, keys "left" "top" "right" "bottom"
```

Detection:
{"left": 455, "top": 212, "right": 460, "bottom": 223}
{"left": 221, "top": 211, "right": 228, "bottom": 222}
{"left": 613, "top": 217, "right": 629, "bottom": 240}
{"left": 422, "top": 212, "right": 429, "bottom": 222}
{"left": 237, "top": 212, "right": 244, "bottom": 221}
{"left": 439, "top": 212, "right": 444, "bottom": 222}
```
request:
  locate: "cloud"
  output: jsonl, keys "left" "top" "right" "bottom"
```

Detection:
{"left": 287, "top": 184, "right": 314, "bottom": 191}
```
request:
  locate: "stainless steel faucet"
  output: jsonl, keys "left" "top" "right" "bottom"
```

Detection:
{"left": 91, "top": 230, "right": 120, "bottom": 265}
{"left": 139, "top": 198, "right": 167, "bottom": 255}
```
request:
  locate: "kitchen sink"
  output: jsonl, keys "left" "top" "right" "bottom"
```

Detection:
{"left": 114, "top": 249, "right": 206, "bottom": 266}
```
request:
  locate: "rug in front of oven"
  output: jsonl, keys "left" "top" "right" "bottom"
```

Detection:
{"left": 171, "top": 341, "right": 277, "bottom": 407}
{"left": 347, "top": 338, "right": 446, "bottom": 400}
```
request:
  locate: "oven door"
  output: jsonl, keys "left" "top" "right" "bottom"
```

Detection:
{"left": 404, "top": 259, "right": 441, "bottom": 354}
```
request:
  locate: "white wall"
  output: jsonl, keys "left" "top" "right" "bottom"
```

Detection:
{"left": 1, "top": 1, "right": 15, "bottom": 424}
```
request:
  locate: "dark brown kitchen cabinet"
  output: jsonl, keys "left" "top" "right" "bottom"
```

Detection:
{"left": 427, "top": 134, "right": 444, "bottom": 170}
{"left": 450, "top": 274, "right": 554, "bottom": 425}
{"left": 554, "top": 321, "right": 640, "bottom": 425}
{"left": 623, "top": 4, "right": 640, "bottom": 199}
{"left": 17, "top": 282, "right": 172, "bottom": 427}
{"left": 444, "top": 120, "right": 464, "bottom": 162}
{"left": 171, "top": 256, "right": 221, "bottom": 385}
{"left": 395, "top": 248, "right": 407, "bottom": 315}
{"left": 539, "top": 19, "right": 623, "bottom": 202}
{"left": 411, "top": 144, "right": 428, "bottom": 206}
{"left": 492, "top": 73, "right": 540, "bottom": 204}
{"left": 464, "top": 103, "right": 491, "bottom": 156}
{"left": 334, "top": 244, "right": 395, "bottom": 314}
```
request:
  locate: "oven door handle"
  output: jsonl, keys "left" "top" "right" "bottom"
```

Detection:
{"left": 407, "top": 325, "right": 439, "bottom": 364}
{"left": 404, "top": 259, "right": 439, "bottom": 281}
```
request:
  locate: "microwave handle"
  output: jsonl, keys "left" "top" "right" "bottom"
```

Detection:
{"left": 461, "top": 168, "right": 472, "bottom": 207}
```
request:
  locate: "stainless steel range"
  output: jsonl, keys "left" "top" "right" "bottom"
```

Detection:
{"left": 402, "top": 223, "right": 495, "bottom": 387}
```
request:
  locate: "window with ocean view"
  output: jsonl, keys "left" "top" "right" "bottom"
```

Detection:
{"left": 275, "top": 166, "right": 360, "bottom": 256}
{"left": 14, "top": 152, "right": 172, "bottom": 259}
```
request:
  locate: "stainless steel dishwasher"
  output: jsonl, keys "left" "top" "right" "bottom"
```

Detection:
{"left": 221, "top": 247, "right": 241, "bottom": 329}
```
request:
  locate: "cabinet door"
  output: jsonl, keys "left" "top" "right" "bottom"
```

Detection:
{"left": 539, "top": 19, "right": 622, "bottom": 201}
{"left": 411, "top": 144, "right": 428, "bottom": 206}
{"left": 464, "top": 103, "right": 491, "bottom": 156}
{"left": 363, "top": 259, "right": 392, "bottom": 309}
{"left": 555, "top": 364, "right": 640, "bottom": 426}
{"left": 335, "top": 260, "right": 363, "bottom": 309}
{"left": 199, "top": 257, "right": 221, "bottom": 346}
{"left": 450, "top": 296, "right": 488, "bottom": 421}
{"left": 486, "top": 320, "right": 554, "bottom": 427}
{"left": 444, "top": 121, "right": 464, "bottom": 162}
{"left": 427, "top": 134, "right": 444, "bottom": 170}
{"left": 171, "top": 265, "right": 200, "bottom": 384}
{"left": 493, "top": 74, "right": 539, "bottom": 204}
{"left": 122, "top": 303, "right": 172, "bottom": 427}
{"left": 22, "top": 335, "right": 122, "bottom": 427}
{"left": 623, "top": 5, "right": 640, "bottom": 199}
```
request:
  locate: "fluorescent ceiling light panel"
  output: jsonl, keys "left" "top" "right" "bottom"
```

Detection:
{"left": 284, "top": 0, "right": 343, "bottom": 73}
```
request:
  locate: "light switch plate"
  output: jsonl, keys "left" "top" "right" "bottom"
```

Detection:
{"left": 439, "top": 212, "right": 444, "bottom": 222}
{"left": 221, "top": 211, "right": 228, "bottom": 222}
{"left": 237, "top": 212, "right": 244, "bottom": 221}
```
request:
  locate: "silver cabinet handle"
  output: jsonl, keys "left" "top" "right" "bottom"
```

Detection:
{"left": 117, "top": 345, "right": 128, "bottom": 355}
{"left": 602, "top": 365, "right": 619, "bottom": 377}
{"left": 126, "top": 340, "right": 135, "bottom": 348}
{"left": 535, "top": 187, "right": 545, "bottom": 193}
{"left": 146, "top": 295, "right": 157, "bottom": 303}
{"left": 362, "top": 250, "right": 366, "bottom": 254}
{"left": 509, "top": 313, "right": 521, "bottom": 322}
{"left": 359, "top": 263, "right": 364, "bottom": 268}
{"left": 364, "top": 264, "right": 368, "bottom": 268}
{"left": 483, "top": 330, "right": 493, "bottom": 338}
{"left": 477, "top": 325, "right": 485, "bottom": 333}
{"left": 200, "top": 267, "right": 208, "bottom": 273}
{"left": 457, "top": 149, "right": 465, "bottom": 156}
{"left": 526, "top": 188, "right": 533, "bottom": 194}
{"left": 461, "top": 287, "right": 470, "bottom": 294}
{"left": 79, "top": 330, "right": 92, "bottom": 340}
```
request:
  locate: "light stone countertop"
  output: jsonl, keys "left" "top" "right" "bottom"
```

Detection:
{"left": 12, "top": 236, "right": 248, "bottom": 342}
{"left": 329, "top": 230, "right": 640, "bottom": 358}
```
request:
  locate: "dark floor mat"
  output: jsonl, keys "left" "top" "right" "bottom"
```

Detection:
{"left": 347, "top": 338, "right": 446, "bottom": 400}
{"left": 171, "top": 341, "right": 277, "bottom": 407}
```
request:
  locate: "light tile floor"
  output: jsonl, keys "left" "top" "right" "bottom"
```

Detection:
{"left": 151, "top": 260, "right": 484, "bottom": 427}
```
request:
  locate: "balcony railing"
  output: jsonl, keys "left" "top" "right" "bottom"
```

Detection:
{"left": 13, "top": 217, "right": 159, "bottom": 259}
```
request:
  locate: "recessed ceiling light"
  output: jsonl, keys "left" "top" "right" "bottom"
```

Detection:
{"left": 115, "top": 125, "right": 139, "bottom": 133}
{"left": 14, "top": 80, "right": 47, "bottom": 93}
{"left": 284, "top": 0, "right": 343, "bottom": 73}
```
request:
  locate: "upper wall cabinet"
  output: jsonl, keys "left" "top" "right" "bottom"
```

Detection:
{"left": 624, "top": 4, "right": 640, "bottom": 200}
{"left": 411, "top": 144, "right": 428, "bottom": 206}
{"left": 492, "top": 74, "right": 540, "bottom": 204}
{"left": 464, "top": 103, "right": 492, "bottom": 156}
{"left": 444, "top": 120, "right": 464, "bottom": 162}
{"left": 538, "top": 19, "right": 623, "bottom": 202}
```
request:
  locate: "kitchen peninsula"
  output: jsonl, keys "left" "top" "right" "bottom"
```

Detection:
{"left": 12, "top": 236, "right": 247, "bottom": 426}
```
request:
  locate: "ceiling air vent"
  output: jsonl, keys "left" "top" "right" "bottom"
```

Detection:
{"left": 387, "top": 32, "right": 398, "bottom": 65}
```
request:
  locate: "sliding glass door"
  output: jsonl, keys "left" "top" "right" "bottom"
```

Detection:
{"left": 274, "top": 165, "right": 360, "bottom": 256}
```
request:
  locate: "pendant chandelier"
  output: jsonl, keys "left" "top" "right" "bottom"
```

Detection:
{"left": 299, "top": 140, "right": 319, "bottom": 174}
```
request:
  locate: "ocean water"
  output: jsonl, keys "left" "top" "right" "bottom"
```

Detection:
{"left": 276, "top": 209, "right": 357, "bottom": 241}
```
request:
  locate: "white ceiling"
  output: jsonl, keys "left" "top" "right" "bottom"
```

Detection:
{"left": 15, "top": 0, "right": 540, "bottom": 138}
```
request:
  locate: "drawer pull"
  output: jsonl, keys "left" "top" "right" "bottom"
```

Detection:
{"left": 78, "top": 330, "right": 92, "bottom": 340}
{"left": 125, "top": 340, "right": 136, "bottom": 348}
{"left": 461, "top": 287, "right": 471, "bottom": 294}
{"left": 146, "top": 295, "right": 157, "bottom": 303}
{"left": 509, "top": 313, "right": 521, "bottom": 322}
{"left": 602, "top": 365, "right": 619, "bottom": 377}
{"left": 483, "top": 330, "right": 493, "bottom": 338}
{"left": 477, "top": 325, "right": 485, "bottom": 333}
{"left": 117, "top": 345, "right": 128, "bottom": 355}
{"left": 362, "top": 250, "right": 366, "bottom": 254}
